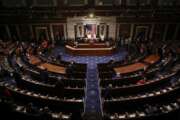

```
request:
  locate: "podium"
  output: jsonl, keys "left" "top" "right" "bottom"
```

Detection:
{"left": 65, "top": 40, "right": 116, "bottom": 56}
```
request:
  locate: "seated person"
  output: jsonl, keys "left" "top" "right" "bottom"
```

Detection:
{"left": 50, "top": 56, "right": 57, "bottom": 63}
{"left": 40, "top": 107, "right": 52, "bottom": 120}
{"left": 137, "top": 68, "right": 147, "bottom": 85}
{"left": 169, "top": 48, "right": 176, "bottom": 58}
{"left": 13, "top": 71, "right": 23, "bottom": 88}
{"left": 3, "top": 87, "right": 12, "bottom": 98}
{"left": 100, "top": 34, "right": 105, "bottom": 42}
{"left": 157, "top": 47, "right": 163, "bottom": 60}
{"left": 0, "top": 65, "right": 8, "bottom": 78}
{"left": 136, "top": 79, "right": 146, "bottom": 85}
{"left": 142, "top": 67, "right": 148, "bottom": 78}
{"left": 104, "top": 84, "right": 112, "bottom": 100}
{"left": 54, "top": 79, "right": 64, "bottom": 98}
{"left": 71, "top": 110, "right": 82, "bottom": 120}
{"left": 26, "top": 102, "right": 38, "bottom": 114}
{"left": 145, "top": 105, "right": 158, "bottom": 115}
{"left": 107, "top": 58, "right": 115, "bottom": 67}
{"left": 108, "top": 58, "right": 115, "bottom": 63}
{"left": 74, "top": 41, "right": 78, "bottom": 47}
{"left": 40, "top": 68, "right": 49, "bottom": 81}
{"left": 56, "top": 54, "right": 62, "bottom": 63}
{"left": 0, "top": 97, "right": 14, "bottom": 116}
{"left": 66, "top": 61, "right": 75, "bottom": 77}
{"left": 0, "top": 65, "right": 2, "bottom": 77}
{"left": 40, "top": 39, "right": 49, "bottom": 55}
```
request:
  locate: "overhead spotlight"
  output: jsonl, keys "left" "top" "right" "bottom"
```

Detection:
{"left": 89, "top": 13, "right": 94, "bottom": 18}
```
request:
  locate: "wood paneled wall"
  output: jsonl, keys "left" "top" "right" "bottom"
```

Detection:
{"left": 0, "top": 17, "right": 179, "bottom": 44}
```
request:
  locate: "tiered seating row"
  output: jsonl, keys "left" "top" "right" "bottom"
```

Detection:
{"left": 0, "top": 82, "right": 84, "bottom": 113}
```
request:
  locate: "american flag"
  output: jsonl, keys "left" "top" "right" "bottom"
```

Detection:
{"left": 85, "top": 24, "right": 96, "bottom": 35}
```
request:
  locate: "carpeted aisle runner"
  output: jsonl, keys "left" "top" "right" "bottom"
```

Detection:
{"left": 51, "top": 47, "right": 127, "bottom": 116}
{"left": 85, "top": 58, "right": 101, "bottom": 113}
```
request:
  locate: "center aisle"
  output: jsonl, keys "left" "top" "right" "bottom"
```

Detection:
{"left": 52, "top": 47, "right": 127, "bottom": 116}
{"left": 85, "top": 58, "right": 102, "bottom": 113}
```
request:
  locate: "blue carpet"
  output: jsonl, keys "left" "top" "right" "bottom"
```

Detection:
{"left": 51, "top": 47, "right": 127, "bottom": 113}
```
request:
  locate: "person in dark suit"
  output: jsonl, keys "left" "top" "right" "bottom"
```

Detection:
{"left": 71, "top": 110, "right": 82, "bottom": 120}
{"left": 40, "top": 107, "right": 52, "bottom": 120}
{"left": 104, "top": 84, "right": 112, "bottom": 100}
{"left": 40, "top": 68, "right": 49, "bottom": 81}
{"left": 66, "top": 61, "right": 75, "bottom": 78}
{"left": 0, "top": 65, "right": 8, "bottom": 78}
{"left": 54, "top": 79, "right": 64, "bottom": 98}
{"left": 56, "top": 54, "right": 62, "bottom": 63}
{"left": 50, "top": 56, "right": 57, "bottom": 63}
{"left": 0, "top": 65, "right": 2, "bottom": 72}
{"left": 146, "top": 44, "right": 152, "bottom": 55}
{"left": 107, "top": 59, "right": 116, "bottom": 77}
{"left": 157, "top": 47, "right": 163, "bottom": 60}
{"left": 169, "top": 48, "right": 176, "bottom": 58}
{"left": 108, "top": 59, "right": 116, "bottom": 69}
{"left": 26, "top": 102, "right": 38, "bottom": 114}
{"left": 107, "top": 59, "right": 115, "bottom": 68}
{"left": 0, "top": 97, "right": 14, "bottom": 118}
{"left": 13, "top": 71, "right": 23, "bottom": 88}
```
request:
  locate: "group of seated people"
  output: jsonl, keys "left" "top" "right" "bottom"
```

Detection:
{"left": 98, "top": 40, "right": 180, "bottom": 120}
{"left": 75, "top": 36, "right": 107, "bottom": 43}
{"left": 12, "top": 69, "right": 65, "bottom": 99}
{"left": 15, "top": 40, "right": 87, "bottom": 79}
{"left": 0, "top": 40, "right": 88, "bottom": 120}
{"left": 0, "top": 96, "right": 82, "bottom": 120}
{"left": 103, "top": 100, "right": 180, "bottom": 120}
{"left": 0, "top": 38, "right": 179, "bottom": 120}
{"left": 101, "top": 39, "right": 178, "bottom": 78}
{"left": 69, "top": 37, "right": 114, "bottom": 48}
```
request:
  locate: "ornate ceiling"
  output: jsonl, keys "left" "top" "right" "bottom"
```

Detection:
{"left": 0, "top": 0, "right": 180, "bottom": 7}
{"left": 0, "top": 0, "right": 179, "bottom": 18}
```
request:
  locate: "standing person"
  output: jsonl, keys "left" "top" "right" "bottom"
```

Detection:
{"left": 104, "top": 84, "right": 112, "bottom": 100}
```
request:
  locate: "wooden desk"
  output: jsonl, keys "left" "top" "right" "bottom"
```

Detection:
{"left": 38, "top": 63, "right": 66, "bottom": 74}
{"left": 28, "top": 55, "right": 66, "bottom": 74}
{"left": 77, "top": 43, "right": 108, "bottom": 48}
{"left": 114, "top": 63, "right": 147, "bottom": 74}
{"left": 66, "top": 45, "right": 116, "bottom": 56}
{"left": 143, "top": 54, "right": 160, "bottom": 64}
{"left": 28, "top": 55, "right": 41, "bottom": 65}
{"left": 114, "top": 55, "right": 160, "bottom": 75}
